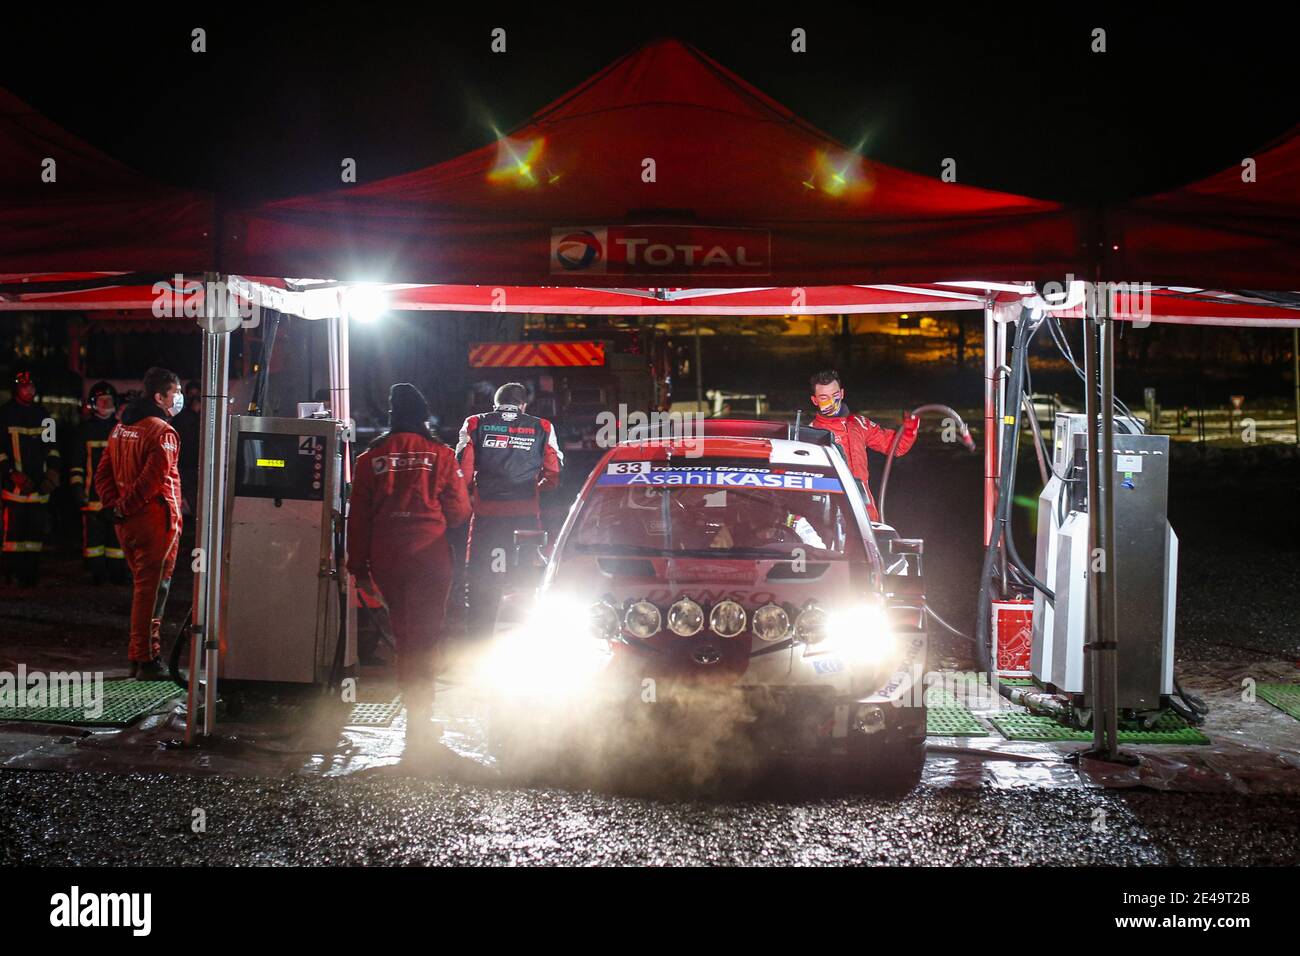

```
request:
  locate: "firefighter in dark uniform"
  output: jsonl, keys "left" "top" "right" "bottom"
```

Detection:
{"left": 69, "top": 381, "right": 129, "bottom": 585}
{"left": 0, "top": 370, "right": 61, "bottom": 586}
{"left": 456, "top": 382, "right": 563, "bottom": 641}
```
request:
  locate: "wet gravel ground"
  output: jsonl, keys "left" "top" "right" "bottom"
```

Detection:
{"left": 2, "top": 770, "right": 1298, "bottom": 866}
{"left": 1, "top": 438, "right": 1297, "bottom": 866}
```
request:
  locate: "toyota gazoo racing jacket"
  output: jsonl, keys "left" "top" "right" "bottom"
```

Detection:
{"left": 456, "top": 404, "right": 563, "bottom": 517}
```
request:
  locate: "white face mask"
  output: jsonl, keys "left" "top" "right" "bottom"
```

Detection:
{"left": 169, "top": 392, "right": 184, "bottom": 416}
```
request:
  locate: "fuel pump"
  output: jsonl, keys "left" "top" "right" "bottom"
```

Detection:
{"left": 219, "top": 415, "right": 357, "bottom": 683}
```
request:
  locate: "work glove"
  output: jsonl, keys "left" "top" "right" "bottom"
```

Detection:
{"left": 900, "top": 412, "right": 920, "bottom": 441}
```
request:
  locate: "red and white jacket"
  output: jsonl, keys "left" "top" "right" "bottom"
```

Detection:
{"left": 811, "top": 408, "right": 916, "bottom": 521}
{"left": 93, "top": 402, "right": 183, "bottom": 531}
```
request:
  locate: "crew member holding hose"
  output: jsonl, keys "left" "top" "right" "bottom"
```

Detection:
{"left": 809, "top": 369, "right": 918, "bottom": 522}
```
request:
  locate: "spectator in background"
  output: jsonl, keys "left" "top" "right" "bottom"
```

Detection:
{"left": 0, "top": 370, "right": 61, "bottom": 586}
{"left": 69, "top": 381, "right": 129, "bottom": 585}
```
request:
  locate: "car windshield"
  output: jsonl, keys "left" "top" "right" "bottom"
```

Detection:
{"left": 570, "top": 456, "right": 867, "bottom": 560}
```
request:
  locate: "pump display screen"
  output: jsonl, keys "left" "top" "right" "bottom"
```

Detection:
{"left": 234, "top": 433, "right": 327, "bottom": 501}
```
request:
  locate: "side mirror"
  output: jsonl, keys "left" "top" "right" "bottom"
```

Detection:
{"left": 888, "top": 538, "right": 923, "bottom": 556}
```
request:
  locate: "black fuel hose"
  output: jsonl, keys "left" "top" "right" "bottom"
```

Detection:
{"left": 877, "top": 403, "right": 976, "bottom": 527}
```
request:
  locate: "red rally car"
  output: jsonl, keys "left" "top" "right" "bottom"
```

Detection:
{"left": 482, "top": 419, "right": 929, "bottom": 791}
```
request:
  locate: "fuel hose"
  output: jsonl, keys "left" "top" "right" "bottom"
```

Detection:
{"left": 876, "top": 403, "right": 976, "bottom": 527}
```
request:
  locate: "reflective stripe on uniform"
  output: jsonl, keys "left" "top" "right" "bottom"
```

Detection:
{"left": 84, "top": 545, "right": 106, "bottom": 558}
{"left": 0, "top": 490, "right": 50, "bottom": 503}
{"left": 105, "top": 547, "right": 125, "bottom": 559}
{"left": 2, "top": 541, "right": 42, "bottom": 552}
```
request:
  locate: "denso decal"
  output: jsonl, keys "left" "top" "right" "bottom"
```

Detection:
{"left": 598, "top": 469, "right": 841, "bottom": 492}
{"left": 551, "top": 225, "right": 771, "bottom": 277}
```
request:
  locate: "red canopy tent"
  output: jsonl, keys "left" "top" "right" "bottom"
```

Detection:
{"left": 0, "top": 88, "right": 213, "bottom": 275}
{"left": 1104, "top": 124, "right": 1300, "bottom": 290}
{"left": 220, "top": 38, "right": 1084, "bottom": 289}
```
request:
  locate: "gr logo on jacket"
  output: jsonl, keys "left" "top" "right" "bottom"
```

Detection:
{"left": 456, "top": 404, "right": 562, "bottom": 515}
{"left": 93, "top": 401, "right": 183, "bottom": 532}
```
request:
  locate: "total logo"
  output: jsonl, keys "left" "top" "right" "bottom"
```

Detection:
{"left": 550, "top": 225, "right": 770, "bottom": 276}
{"left": 554, "top": 230, "right": 604, "bottom": 271}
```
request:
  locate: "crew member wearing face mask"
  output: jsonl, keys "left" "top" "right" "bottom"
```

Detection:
{"left": 808, "top": 369, "right": 918, "bottom": 523}
{"left": 0, "top": 370, "right": 61, "bottom": 586}
{"left": 93, "top": 367, "right": 184, "bottom": 679}
{"left": 69, "top": 381, "right": 130, "bottom": 585}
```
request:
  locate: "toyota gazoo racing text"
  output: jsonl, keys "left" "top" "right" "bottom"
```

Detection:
{"left": 481, "top": 420, "right": 928, "bottom": 791}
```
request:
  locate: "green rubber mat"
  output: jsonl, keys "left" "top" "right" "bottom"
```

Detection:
{"left": 988, "top": 710, "right": 1210, "bottom": 744}
{"left": 347, "top": 696, "right": 403, "bottom": 727}
{"left": 0, "top": 678, "right": 182, "bottom": 727}
{"left": 925, "top": 688, "right": 989, "bottom": 737}
{"left": 1257, "top": 684, "right": 1300, "bottom": 722}
{"left": 999, "top": 677, "right": 1038, "bottom": 687}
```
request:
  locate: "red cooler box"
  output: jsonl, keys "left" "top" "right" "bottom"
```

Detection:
{"left": 991, "top": 598, "right": 1034, "bottom": 678}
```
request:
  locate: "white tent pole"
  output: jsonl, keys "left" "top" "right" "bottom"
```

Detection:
{"left": 188, "top": 271, "right": 234, "bottom": 743}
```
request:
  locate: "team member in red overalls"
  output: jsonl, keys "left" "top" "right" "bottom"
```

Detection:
{"left": 456, "top": 382, "right": 562, "bottom": 642}
{"left": 348, "top": 384, "right": 471, "bottom": 749}
{"left": 809, "top": 369, "right": 919, "bottom": 522}
{"left": 93, "top": 367, "right": 184, "bottom": 679}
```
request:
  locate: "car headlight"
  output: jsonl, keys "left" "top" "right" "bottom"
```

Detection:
{"left": 823, "top": 602, "right": 895, "bottom": 664}
{"left": 667, "top": 597, "right": 704, "bottom": 637}
{"left": 590, "top": 601, "right": 621, "bottom": 641}
{"left": 624, "top": 600, "right": 662, "bottom": 638}
{"left": 795, "top": 605, "right": 828, "bottom": 645}
{"left": 708, "top": 599, "right": 747, "bottom": 638}
{"left": 752, "top": 603, "right": 790, "bottom": 642}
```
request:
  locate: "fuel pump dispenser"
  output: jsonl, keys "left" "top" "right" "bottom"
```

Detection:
{"left": 220, "top": 415, "right": 356, "bottom": 684}
{"left": 1031, "top": 412, "right": 1178, "bottom": 712}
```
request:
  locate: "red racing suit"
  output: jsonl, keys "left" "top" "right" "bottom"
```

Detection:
{"left": 348, "top": 431, "right": 471, "bottom": 694}
{"left": 812, "top": 408, "right": 917, "bottom": 522}
{"left": 93, "top": 402, "right": 183, "bottom": 663}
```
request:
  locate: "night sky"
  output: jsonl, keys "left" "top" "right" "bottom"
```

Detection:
{"left": 4, "top": 8, "right": 1297, "bottom": 205}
